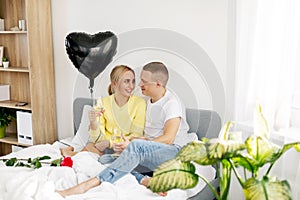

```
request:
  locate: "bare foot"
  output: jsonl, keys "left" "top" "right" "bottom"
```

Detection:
{"left": 56, "top": 190, "right": 67, "bottom": 198}
{"left": 60, "top": 146, "right": 77, "bottom": 157}
{"left": 141, "top": 177, "right": 168, "bottom": 197}
{"left": 56, "top": 177, "right": 101, "bottom": 197}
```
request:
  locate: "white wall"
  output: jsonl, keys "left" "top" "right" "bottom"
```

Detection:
{"left": 51, "top": 0, "right": 235, "bottom": 139}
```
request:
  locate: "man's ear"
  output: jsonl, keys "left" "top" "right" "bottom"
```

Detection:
{"left": 156, "top": 80, "right": 163, "bottom": 87}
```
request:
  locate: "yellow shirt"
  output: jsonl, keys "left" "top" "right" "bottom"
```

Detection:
{"left": 89, "top": 95, "right": 146, "bottom": 144}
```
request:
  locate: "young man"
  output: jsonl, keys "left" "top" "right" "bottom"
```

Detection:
{"left": 57, "top": 61, "right": 191, "bottom": 197}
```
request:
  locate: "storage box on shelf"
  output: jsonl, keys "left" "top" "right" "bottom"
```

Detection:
{"left": 17, "top": 111, "right": 33, "bottom": 145}
{"left": 0, "top": 0, "right": 57, "bottom": 155}
{"left": 0, "top": 84, "right": 10, "bottom": 101}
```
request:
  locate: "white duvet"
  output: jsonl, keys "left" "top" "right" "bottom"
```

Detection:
{"left": 0, "top": 143, "right": 215, "bottom": 200}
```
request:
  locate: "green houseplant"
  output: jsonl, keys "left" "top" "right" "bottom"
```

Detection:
{"left": 148, "top": 104, "right": 300, "bottom": 200}
{"left": 0, "top": 107, "right": 16, "bottom": 138}
{"left": 2, "top": 57, "right": 9, "bottom": 68}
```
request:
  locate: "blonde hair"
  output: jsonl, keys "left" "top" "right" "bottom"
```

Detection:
{"left": 142, "top": 62, "right": 169, "bottom": 86}
{"left": 108, "top": 65, "right": 135, "bottom": 95}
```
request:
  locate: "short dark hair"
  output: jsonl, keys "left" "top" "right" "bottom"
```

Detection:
{"left": 143, "top": 62, "right": 169, "bottom": 86}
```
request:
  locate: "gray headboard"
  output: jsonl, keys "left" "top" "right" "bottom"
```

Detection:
{"left": 73, "top": 98, "right": 94, "bottom": 134}
{"left": 186, "top": 108, "right": 221, "bottom": 139}
{"left": 73, "top": 97, "right": 222, "bottom": 140}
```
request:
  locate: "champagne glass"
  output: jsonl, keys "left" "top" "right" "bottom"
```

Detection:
{"left": 94, "top": 97, "right": 103, "bottom": 112}
{"left": 94, "top": 97, "right": 104, "bottom": 124}
{"left": 111, "top": 128, "right": 123, "bottom": 156}
{"left": 112, "top": 128, "right": 123, "bottom": 144}
{"left": 93, "top": 97, "right": 104, "bottom": 143}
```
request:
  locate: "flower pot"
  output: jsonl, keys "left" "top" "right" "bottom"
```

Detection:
{"left": 0, "top": 126, "right": 6, "bottom": 138}
{"left": 3, "top": 61, "right": 9, "bottom": 68}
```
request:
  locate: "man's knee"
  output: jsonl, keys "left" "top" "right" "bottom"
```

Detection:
{"left": 127, "top": 139, "right": 147, "bottom": 152}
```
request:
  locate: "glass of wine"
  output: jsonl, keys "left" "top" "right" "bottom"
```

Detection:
{"left": 94, "top": 97, "right": 103, "bottom": 112}
{"left": 112, "top": 128, "right": 123, "bottom": 144}
{"left": 93, "top": 97, "right": 104, "bottom": 143}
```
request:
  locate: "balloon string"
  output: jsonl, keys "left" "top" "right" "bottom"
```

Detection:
{"left": 90, "top": 87, "right": 95, "bottom": 107}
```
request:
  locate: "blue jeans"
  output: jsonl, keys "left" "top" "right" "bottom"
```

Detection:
{"left": 97, "top": 139, "right": 180, "bottom": 184}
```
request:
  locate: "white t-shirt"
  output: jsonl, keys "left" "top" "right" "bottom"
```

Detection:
{"left": 144, "top": 90, "right": 190, "bottom": 147}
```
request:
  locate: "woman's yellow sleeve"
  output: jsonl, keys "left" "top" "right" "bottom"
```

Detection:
{"left": 129, "top": 98, "right": 146, "bottom": 138}
{"left": 89, "top": 111, "right": 106, "bottom": 143}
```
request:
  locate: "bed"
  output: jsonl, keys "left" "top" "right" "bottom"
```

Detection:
{"left": 0, "top": 97, "right": 221, "bottom": 200}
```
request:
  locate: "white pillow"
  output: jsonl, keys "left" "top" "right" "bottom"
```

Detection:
{"left": 71, "top": 105, "right": 92, "bottom": 152}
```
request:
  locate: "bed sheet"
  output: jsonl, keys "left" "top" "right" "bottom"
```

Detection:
{"left": 0, "top": 143, "right": 215, "bottom": 200}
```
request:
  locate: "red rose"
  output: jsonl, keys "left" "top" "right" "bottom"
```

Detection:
{"left": 61, "top": 157, "right": 73, "bottom": 167}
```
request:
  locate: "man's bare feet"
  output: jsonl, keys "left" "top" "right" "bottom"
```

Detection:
{"left": 141, "top": 176, "right": 168, "bottom": 197}
{"left": 60, "top": 146, "right": 77, "bottom": 157}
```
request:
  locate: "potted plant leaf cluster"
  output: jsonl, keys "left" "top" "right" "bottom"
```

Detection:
{"left": 148, "top": 104, "right": 300, "bottom": 200}
{"left": 0, "top": 107, "right": 16, "bottom": 138}
{"left": 2, "top": 57, "right": 9, "bottom": 68}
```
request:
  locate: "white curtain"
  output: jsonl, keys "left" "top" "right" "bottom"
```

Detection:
{"left": 235, "top": 0, "right": 300, "bottom": 131}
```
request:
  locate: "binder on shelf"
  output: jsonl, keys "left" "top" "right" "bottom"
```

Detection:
{"left": 17, "top": 111, "right": 33, "bottom": 145}
{"left": 0, "top": 18, "right": 4, "bottom": 31}
{"left": 0, "top": 85, "right": 10, "bottom": 101}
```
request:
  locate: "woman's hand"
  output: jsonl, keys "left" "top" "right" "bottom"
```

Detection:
{"left": 113, "top": 134, "right": 130, "bottom": 154}
{"left": 88, "top": 108, "right": 104, "bottom": 130}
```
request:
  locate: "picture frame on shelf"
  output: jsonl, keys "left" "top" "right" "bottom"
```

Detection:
{"left": 0, "top": 46, "right": 3, "bottom": 66}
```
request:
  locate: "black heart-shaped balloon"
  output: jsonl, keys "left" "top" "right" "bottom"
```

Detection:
{"left": 65, "top": 31, "right": 118, "bottom": 88}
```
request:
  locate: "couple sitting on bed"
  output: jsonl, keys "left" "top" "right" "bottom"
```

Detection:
{"left": 61, "top": 64, "right": 146, "bottom": 157}
{"left": 58, "top": 61, "right": 193, "bottom": 197}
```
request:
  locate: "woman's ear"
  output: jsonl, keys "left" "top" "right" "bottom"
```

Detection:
{"left": 111, "top": 81, "right": 117, "bottom": 93}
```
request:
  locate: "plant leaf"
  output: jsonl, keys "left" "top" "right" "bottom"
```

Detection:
{"left": 39, "top": 156, "right": 51, "bottom": 160}
{"left": 207, "top": 139, "right": 245, "bottom": 160}
{"left": 176, "top": 141, "right": 215, "bottom": 165}
{"left": 149, "top": 160, "right": 198, "bottom": 192}
{"left": 254, "top": 103, "right": 269, "bottom": 138}
{"left": 153, "top": 159, "right": 196, "bottom": 176}
{"left": 50, "top": 158, "right": 62, "bottom": 166}
{"left": 5, "top": 157, "right": 17, "bottom": 166}
{"left": 267, "top": 142, "right": 300, "bottom": 168}
{"left": 245, "top": 136, "right": 280, "bottom": 166}
{"left": 219, "top": 121, "right": 234, "bottom": 140}
{"left": 243, "top": 176, "right": 292, "bottom": 200}
{"left": 34, "top": 160, "right": 42, "bottom": 168}
{"left": 220, "top": 159, "right": 232, "bottom": 198}
{"left": 294, "top": 143, "right": 300, "bottom": 152}
{"left": 176, "top": 139, "right": 245, "bottom": 166}
{"left": 15, "top": 162, "right": 26, "bottom": 167}
{"left": 232, "top": 153, "right": 259, "bottom": 174}
{"left": 280, "top": 142, "right": 300, "bottom": 155}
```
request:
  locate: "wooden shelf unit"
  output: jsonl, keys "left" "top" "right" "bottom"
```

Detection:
{"left": 0, "top": 0, "right": 57, "bottom": 155}
{"left": 0, "top": 132, "right": 30, "bottom": 147}
{"left": 0, "top": 66, "right": 29, "bottom": 72}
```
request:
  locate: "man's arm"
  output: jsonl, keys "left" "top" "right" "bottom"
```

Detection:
{"left": 152, "top": 117, "right": 181, "bottom": 144}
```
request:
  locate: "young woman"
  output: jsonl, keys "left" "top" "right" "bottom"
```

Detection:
{"left": 61, "top": 65, "right": 146, "bottom": 157}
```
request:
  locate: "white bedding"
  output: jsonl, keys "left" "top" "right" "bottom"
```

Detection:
{"left": 0, "top": 143, "right": 215, "bottom": 200}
